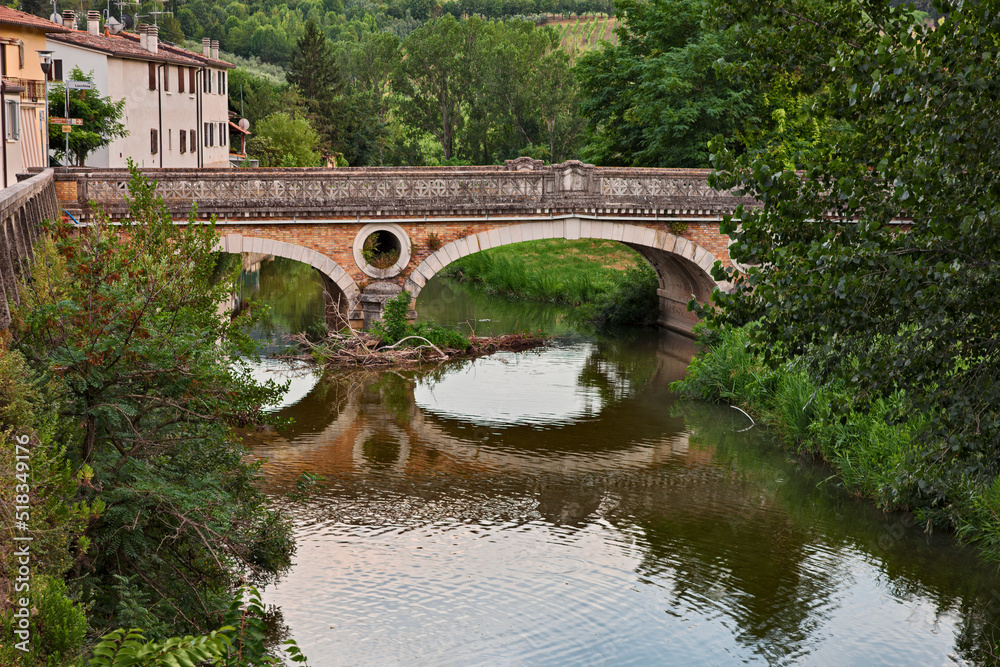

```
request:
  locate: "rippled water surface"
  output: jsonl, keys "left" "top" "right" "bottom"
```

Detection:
{"left": 244, "top": 269, "right": 1000, "bottom": 666}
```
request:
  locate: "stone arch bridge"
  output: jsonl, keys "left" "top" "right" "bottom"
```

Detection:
{"left": 54, "top": 159, "right": 751, "bottom": 334}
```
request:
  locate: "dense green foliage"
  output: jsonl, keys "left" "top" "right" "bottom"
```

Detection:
{"left": 371, "top": 291, "right": 471, "bottom": 350}
{"left": 47, "top": 68, "right": 127, "bottom": 167}
{"left": 664, "top": 0, "right": 1000, "bottom": 565}
{"left": 705, "top": 0, "right": 1000, "bottom": 522}
{"left": 86, "top": 587, "right": 307, "bottom": 666}
{"left": 1, "top": 165, "right": 294, "bottom": 663}
{"left": 248, "top": 112, "right": 324, "bottom": 166}
{"left": 575, "top": 0, "right": 758, "bottom": 167}
{"left": 392, "top": 16, "right": 581, "bottom": 163}
{"left": 225, "top": 14, "right": 583, "bottom": 166}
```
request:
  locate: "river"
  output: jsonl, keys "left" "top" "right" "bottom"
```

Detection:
{"left": 240, "top": 257, "right": 1000, "bottom": 665}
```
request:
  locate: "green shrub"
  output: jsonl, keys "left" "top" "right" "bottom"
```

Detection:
{"left": 0, "top": 576, "right": 87, "bottom": 666}
{"left": 773, "top": 368, "right": 824, "bottom": 446}
{"left": 371, "top": 291, "right": 470, "bottom": 350}
{"left": 671, "top": 324, "right": 780, "bottom": 411}
{"left": 85, "top": 587, "right": 308, "bottom": 666}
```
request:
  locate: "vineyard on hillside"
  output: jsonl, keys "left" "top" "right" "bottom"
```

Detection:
{"left": 543, "top": 15, "right": 619, "bottom": 57}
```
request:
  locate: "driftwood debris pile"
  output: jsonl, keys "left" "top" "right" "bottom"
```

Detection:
{"left": 280, "top": 329, "right": 547, "bottom": 368}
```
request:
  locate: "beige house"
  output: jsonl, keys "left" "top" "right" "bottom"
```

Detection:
{"left": 47, "top": 11, "right": 234, "bottom": 168}
{"left": 1, "top": 6, "right": 69, "bottom": 188}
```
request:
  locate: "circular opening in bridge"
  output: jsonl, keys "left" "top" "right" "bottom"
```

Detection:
{"left": 353, "top": 223, "right": 412, "bottom": 279}
{"left": 362, "top": 230, "right": 401, "bottom": 270}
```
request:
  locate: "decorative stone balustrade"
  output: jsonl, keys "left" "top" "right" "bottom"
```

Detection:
{"left": 0, "top": 169, "right": 58, "bottom": 329}
{"left": 53, "top": 160, "right": 750, "bottom": 223}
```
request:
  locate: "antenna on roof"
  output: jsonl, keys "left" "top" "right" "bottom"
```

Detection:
{"left": 120, "top": 13, "right": 133, "bottom": 29}
{"left": 106, "top": 16, "right": 123, "bottom": 34}
{"left": 49, "top": 0, "right": 62, "bottom": 24}
{"left": 147, "top": 0, "right": 172, "bottom": 26}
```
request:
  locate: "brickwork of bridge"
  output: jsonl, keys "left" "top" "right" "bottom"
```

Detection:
{"left": 53, "top": 158, "right": 752, "bottom": 334}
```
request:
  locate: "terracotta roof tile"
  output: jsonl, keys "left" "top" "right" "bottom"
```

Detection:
{"left": 117, "top": 32, "right": 235, "bottom": 69}
{"left": 48, "top": 30, "right": 212, "bottom": 67}
{"left": 0, "top": 6, "right": 70, "bottom": 32}
{"left": 2, "top": 77, "right": 26, "bottom": 92}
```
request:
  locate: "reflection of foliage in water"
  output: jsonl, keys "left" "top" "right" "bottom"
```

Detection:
{"left": 372, "top": 373, "right": 416, "bottom": 424}
{"left": 362, "top": 436, "right": 401, "bottom": 467}
{"left": 240, "top": 257, "right": 326, "bottom": 350}
{"left": 260, "top": 332, "right": 1000, "bottom": 664}
{"left": 576, "top": 333, "right": 660, "bottom": 406}
{"left": 651, "top": 400, "right": 1000, "bottom": 664}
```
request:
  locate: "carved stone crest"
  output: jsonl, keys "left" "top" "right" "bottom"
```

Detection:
{"left": 504, "top": 156, "right": 546, "bottom": 172}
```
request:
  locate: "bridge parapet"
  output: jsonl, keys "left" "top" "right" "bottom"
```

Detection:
{"left": 0, "top": 170, "right": 57, "bottom": 329}
{"left": 53, "top": 160, "right": 751, "bottom": 223}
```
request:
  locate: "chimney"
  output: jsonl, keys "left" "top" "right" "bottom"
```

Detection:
{"left": 87, "top": 11, "right": 100, "bottom": 36}
{"left": 210, "top": 40, "right": 219, "bottom": 60}
{"left": 147, "top": 24, "right": 158, "bottom": 54}
{"left": 138, "top": 24, "right": 148, "bottom": 50}
{"left": 202, "top": 37, "right": 211, "bottom": 57}
{"left": 61, "top": 10, "right": 76, "bottom": 29}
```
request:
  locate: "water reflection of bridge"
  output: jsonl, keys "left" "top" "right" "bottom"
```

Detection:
{"left": 251, "top": 332, "right": 1000, "bottom": 664}
{"left": 256, "top": 332, "right": 699, "bottom": 482}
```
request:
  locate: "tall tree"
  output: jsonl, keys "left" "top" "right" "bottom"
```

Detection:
{"left": 707, "top": 0, "right": 1000, "bottom": 511}
{"left": 47, "top": 68, "right": 127, "bottom": 167}
{"left": 395, "top": 15, "right": 478, "bottom": 160}
{"left": 287, "top": 17, "right": 343, "bottom": 105}
{"left": 576, "top": 0, "right": 758, "bottom": 167}
{"left": 336, "top": 28, "right": 403, "bottom": 164}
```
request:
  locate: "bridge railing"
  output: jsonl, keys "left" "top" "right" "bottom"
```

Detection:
{"left": 0, "top": 169, "right": 58, "bottom": 328}
{"left": 52, "top": 160, "right": 751, "bottom": 222}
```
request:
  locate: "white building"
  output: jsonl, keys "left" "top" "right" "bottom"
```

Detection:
{"left": 46, "top": 11, "right": 234, "bottom": 168}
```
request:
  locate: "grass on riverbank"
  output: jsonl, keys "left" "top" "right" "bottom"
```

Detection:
{"left": 444, "top": 239, "right": 660, "bottom": 327}
{"left": 672, "top": 324, "right": 1000, "bottom": 567}
{"left": 445, "top": 239, "right": 640, "bottom": 304}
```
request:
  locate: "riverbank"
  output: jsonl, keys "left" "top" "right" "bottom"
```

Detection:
{"left": 444, "top": 239, "right": 659, "bottom": 327}
{"left": 671, "top": 325, "right": 1000, "bottom": 568}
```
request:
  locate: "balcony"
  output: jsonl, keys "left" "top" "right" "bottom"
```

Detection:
{"left": 6, "top": 77, "right": 46, "bottom": 103}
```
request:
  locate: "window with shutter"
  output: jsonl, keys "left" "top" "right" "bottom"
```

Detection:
{"left": 149, "top": 63, "right": 156, "bottom": 90}
{"left": 189, "top": 68, "right": 195, "bottom": 92}
{"left": 4, "top": 100, "right": 20, "bottom": 140}
{"left": 178, "top": 67, "right": 184, "bottom": 93}
{"left": 150, "top": 129, "right": 158, "bottom": 154}
{"left": 203, "top": 123, "right": 209, "bottom": 147}
{"left": 209, "top": 123, "right": 214, "bottom": 146}
{"left": 163, "top": 65, "right": 169, "bottom": 92}
{"left": 179, "top": 129, "right": 186, "bottom": 154}
{"left": 53, "top": 59, "right": 62, "bottom": 81}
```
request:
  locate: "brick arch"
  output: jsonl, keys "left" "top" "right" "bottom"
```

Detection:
{"left": 402, "top": 219, "right": 730, "bottom": 334}
{"left": 216, "top": 234, "right": 360, "bottom": 327}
